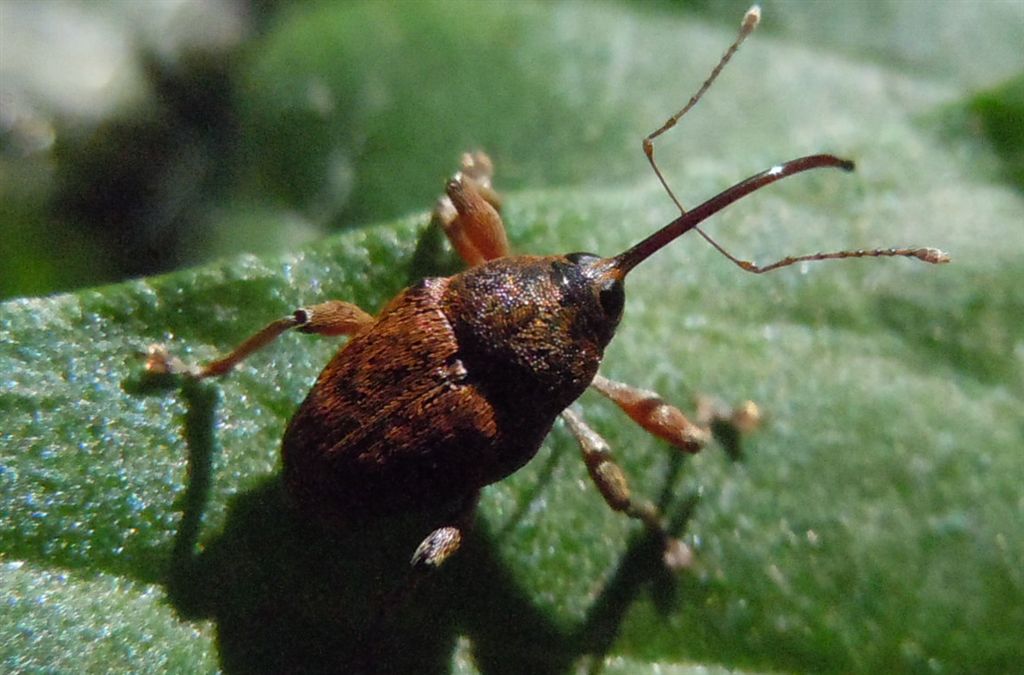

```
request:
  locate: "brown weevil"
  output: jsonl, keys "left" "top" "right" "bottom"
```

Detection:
{"left": 147, "top": 6, "right": 948, "bottom": 578}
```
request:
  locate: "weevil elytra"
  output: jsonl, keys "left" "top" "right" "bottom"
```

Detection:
{"left": 147, "top": 5, "right": 948, "bottom": 577}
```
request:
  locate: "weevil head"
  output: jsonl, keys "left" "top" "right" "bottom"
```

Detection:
{"left": 442, "top": 254, "right": 625, "bottom": 409}
{"left": 561, "top": 251, "right": 626, "bottom": 343}
{"left": 440, "top": 153, "right": 875, "bottom": 412}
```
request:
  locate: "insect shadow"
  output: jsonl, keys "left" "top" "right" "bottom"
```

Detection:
{"left": 153, "top": 373, "right": 706, "bottom": 673}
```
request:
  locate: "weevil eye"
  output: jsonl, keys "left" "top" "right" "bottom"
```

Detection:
{"left": 598, "top": 279, "right": 624, "bottom": 322}
{"left": 566, "top": 252, "right": 600, "bottom": 266}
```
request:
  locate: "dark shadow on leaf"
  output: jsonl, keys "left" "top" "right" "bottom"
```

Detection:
{"left": 406, "top": 216, "right": 463, "bottom": 285}
{"left": 155, "top": 375, "right": 713, "bottom": 673}
{"left": 162, "top": 379, "right": 464, "bottom": 672}
{"left": 711, "top": 419, "right": 745, "bottom": 462}
{"left": 490, "top": 444, "right": 563, "bottom": 541}
{"left": 154, "top": 371, "right": 563, "bottom": 673}
{"left": 574, "top": 496, "right": 699, "bottom": 666}
{"left": 121, "top": 362, "right": 186, "bottom": 397}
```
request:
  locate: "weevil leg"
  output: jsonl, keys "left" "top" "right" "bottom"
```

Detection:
{"left": 365, "top": 492, "right": 480, "bottom": 640}
{"left": 145, "top": 300, "right": 374, "bottom": 378}
{"left": 561, "top": 408, "right": 694, "bottom": 570}
{"left": 409, "top": 490, "right": 480, "bottom": 573}
{"left": 589, "top": 374, "right": 711, "bottom": 453}
{"left": 589, "top": 374, "right": 761, "bottom": 454}
{"left": 432, "top": 151, "right": 509, "bottom": 266}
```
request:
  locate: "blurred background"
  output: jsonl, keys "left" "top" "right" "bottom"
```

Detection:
{"left": 1, "top": 0, "right": 1020, "bottom": 300}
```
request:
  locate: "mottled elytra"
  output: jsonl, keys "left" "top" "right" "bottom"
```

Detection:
{"left": 147, "top": 5, "right": 948, "bottom": 580}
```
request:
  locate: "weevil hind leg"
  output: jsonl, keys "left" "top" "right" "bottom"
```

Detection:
{"left": 432, "top": 151, "right": 510, "bottom": 267}
{"left": 145, "top": 300, "right": 374, "bottom": 379}
{"left": 375, "top": 490, "right": 480, "bottom": 619}
{"left": 409, "top": 490, "right": 480, "bottom": 573}
{"left": 561, "top": 408, "right": 694, "bottom": 571}
{"left": 362, "top": 491, "right": 480, "bottom": 645}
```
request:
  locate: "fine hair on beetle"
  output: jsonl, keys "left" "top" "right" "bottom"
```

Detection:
{"left": 147, "top": 4, "right": 948, "bottom": 588}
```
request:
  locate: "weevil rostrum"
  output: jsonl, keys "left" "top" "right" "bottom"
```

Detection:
{"left": 147, "top": 6, "right": 948, "bottom": 579}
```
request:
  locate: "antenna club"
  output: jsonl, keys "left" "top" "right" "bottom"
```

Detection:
{"left": 917, "top": 248, "right": 951, "bottom": 264}
{"left": 743, "top": 6, "right": 761, "bottom": 31}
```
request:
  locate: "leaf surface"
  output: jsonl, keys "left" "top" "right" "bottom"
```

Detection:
{"left": 2, "top": 2, "right": 1022, "bottom": 672}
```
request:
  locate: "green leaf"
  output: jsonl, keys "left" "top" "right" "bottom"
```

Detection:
{"left": 967, "top": 73, "right": 1024, "bottom": 189}
{"left": 2, "top": 2, "right": 1022, "bottom": 673}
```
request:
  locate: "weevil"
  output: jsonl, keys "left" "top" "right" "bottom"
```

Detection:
{"left": 147, "top": 6, "right": 948, "bottom": 576}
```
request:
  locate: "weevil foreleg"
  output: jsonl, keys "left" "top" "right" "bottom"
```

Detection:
{"left": 590, "top": 374, "right": 761, "bottom": 457}
{"left": 432, "top": 151, "right": 509, "bottom": 267}
{"left": 561, "top": 408, "right": 694, "bottom": 570}
{"left": 145, "top": 300, "right": 374, "bottom": 378}
{"left": 589, "top": 374, "right": 712, "bottom": 453}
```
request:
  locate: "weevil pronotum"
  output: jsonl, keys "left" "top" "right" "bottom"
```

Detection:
{"left": 148, "top": 5, "right": 948, "bottom": 580}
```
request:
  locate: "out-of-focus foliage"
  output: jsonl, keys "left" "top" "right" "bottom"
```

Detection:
{"left": 967, "top": 74, "right": 1024, "bottom": 188}
{"left": 1, "top": 0, "right": 1021, "bottom": 299}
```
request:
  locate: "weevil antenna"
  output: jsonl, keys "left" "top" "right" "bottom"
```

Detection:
{"left": 643, "top": 6, "right": 776, "bottom": 270}
{"left": 643, "top": 5, "right": 761, "bottom": 214}
{"left": 634, "top": 5, "right": 949, "bottom": 276}
{"left": 613, "top": 155, "right": 950, "bottom": 275}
